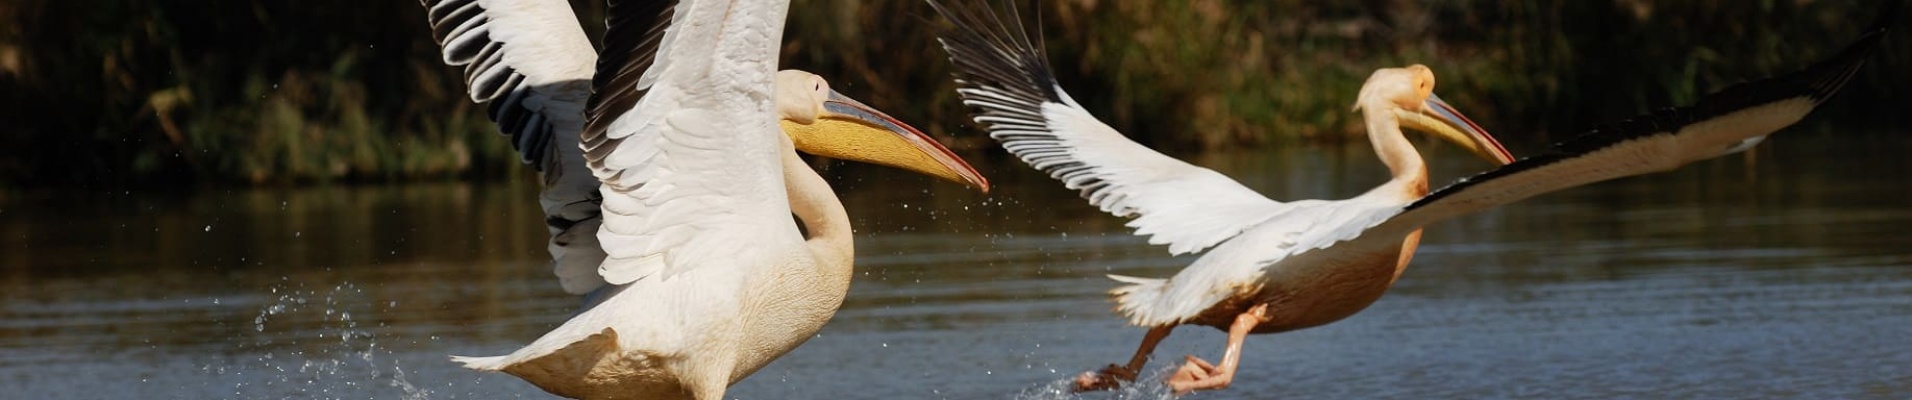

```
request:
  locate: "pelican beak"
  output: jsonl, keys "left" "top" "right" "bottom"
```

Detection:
{"left": 1396, "top": 93, "right": 1516, "bottom": 165}
{"left": 780, "top": 91, "right": 991, "bottom": 193}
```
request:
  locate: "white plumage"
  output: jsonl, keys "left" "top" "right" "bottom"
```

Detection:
{"left": 422, "top": 0, "right": 989, "bottom": 399}
{"left": 930, "top": 0, "right": 1889, "bottom": 394}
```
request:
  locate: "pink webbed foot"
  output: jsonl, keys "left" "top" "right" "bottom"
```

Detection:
{"left": 1166, "top": 355, "right": 1234, "bottom": 395}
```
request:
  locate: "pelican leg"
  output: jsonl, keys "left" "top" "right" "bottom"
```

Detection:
{"left": 1167, "top": 304, "right": 1271, "bottom": 395}
{"left": 1073, "top": 325, "right": 1173, "bottom": 392}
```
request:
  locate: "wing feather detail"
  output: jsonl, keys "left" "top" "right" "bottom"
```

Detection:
{"left": 583, "top": 0, "right": 796, "bottom": 287}
{"left": 421, "top": 0, "right": 607, "bottom": 294}
{"left": 421, "top": 0, "right": 595, "bottom": 169}
{"left": 932, "top": 0, "right": 1290, "bottom": 255}
{"left": 580, "top": 0, "right": 678, "bottom": 171}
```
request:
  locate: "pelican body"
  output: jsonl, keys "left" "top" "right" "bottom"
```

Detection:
{"left": 422, "top": 0, "right": 987, "bottom": 399}
{"left": 929, "top": 0, "right": 1892, "bottom": 395}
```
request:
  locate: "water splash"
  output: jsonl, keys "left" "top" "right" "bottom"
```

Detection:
{"left": 1012, "top": 366, "right": 1178, "bottom": 400}
{"left": 210, "top": 280, "right": 435, "bottom": 400}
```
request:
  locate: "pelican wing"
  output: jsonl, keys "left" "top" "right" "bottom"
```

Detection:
{"left": 580, "top": 0, "right": 796, "bottom": 288}
{"left": 1112, "top": 4, "right": 1891, "bottom": 327}
{"left": 1380, "top": 17, "right": 1890, "bottom": 233}
{"left": 422, "top": 0, "right": 594, "bottom": 173}
{"left": 581, "top": 0, "right": 678, "bottom": 153}
{"left": 422, "top": 0, "right": 612, "bottom": 293}
{"left": 931, "top": 1, "right": 1291, "bottom": 255}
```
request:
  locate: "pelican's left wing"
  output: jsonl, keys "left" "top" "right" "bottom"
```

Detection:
{"left": 1378, "top": 9, "right": 1893, "bottom": 235}
{"left": 423, "top": 0, "right": 594, "bottom": 175}
{"left": 931, "top": 0, "right": 1294, "bottom": 255}
{"left": 579, "top": 0, "right": 797, "bottom": 288}
{"left": 421, "top": 0, "right": 609, "bottom": 294}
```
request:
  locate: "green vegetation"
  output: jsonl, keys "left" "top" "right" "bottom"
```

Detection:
{"left": 2, "top": 0, "right": 1906, "bottom": 187}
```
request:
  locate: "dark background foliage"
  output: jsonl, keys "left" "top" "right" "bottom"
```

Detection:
{"left": 1, "top": 0, "right": 1905, "bottom": 188}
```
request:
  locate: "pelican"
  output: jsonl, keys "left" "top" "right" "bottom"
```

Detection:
{"left": 929, "top": 0, "right": 1892, "bottom": 395}
{"left": 421, "top": 0, "right": 989, "bottom": 399}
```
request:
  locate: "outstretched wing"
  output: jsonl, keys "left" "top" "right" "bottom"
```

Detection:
{"left": 579, "top": 0, "right": 797, "bottom": 289}
{"left": 1105, "top": 1, "right": 1890, "bottom": 327}
{"left": 931, "top": 0, "right": 1296, "bottom": 256}
{"left": 1382, "top": 11, "right": 1892, "bottom": 233}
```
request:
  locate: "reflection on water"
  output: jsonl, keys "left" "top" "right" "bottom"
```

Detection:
{"left": 3, "top": 136, "right": 1911, "bottom": 399}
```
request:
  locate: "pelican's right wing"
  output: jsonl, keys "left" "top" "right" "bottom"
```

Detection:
{"left": 580, "top": 0, "right": 797, "bottom": 288}
{"left": 931, "top": 0, "right": 1293, "bottom": 256}
{"left": 1379, "top": 9, "right": 1893, "bottom": 234}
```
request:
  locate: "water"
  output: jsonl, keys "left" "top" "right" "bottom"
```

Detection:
{"left": 3, "top": 135, "right": 1911, "bottom": 399}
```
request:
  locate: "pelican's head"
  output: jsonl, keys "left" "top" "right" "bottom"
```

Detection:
{"left": 774, "top": 70, "right": 990, "bottom": 192}
{"left": 1354, "top": 65, "right": 1515, "bottom": 165}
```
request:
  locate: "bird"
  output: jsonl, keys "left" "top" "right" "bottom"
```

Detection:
{"left": 928, "top": 0, "right": 1893, "bottom": 395}
{"left": 420, "top": 0, "right": 989, "bottom": 399}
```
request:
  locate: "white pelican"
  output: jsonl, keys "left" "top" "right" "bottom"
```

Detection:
{"left": 929, "top": 0, "right": 1892, "bottom": 395}
{"left": 421, "top": 0, "right": 989, "bottom": 399}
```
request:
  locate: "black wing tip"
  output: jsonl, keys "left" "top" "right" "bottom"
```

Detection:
{"left": 418, "top": 0, "right": 557, "bottom": 170}
{"left": 1797, "top": 3, "right": 1894, "bottom": 102}
{"left": 1412, "top": 5, "right": 1893, "bottom": 212}
{"left": 581, "top": 0, "right": 677, "bottom": 168}
{"left": 928, "top": 0, "right": 1065, "bottom": 104}
{"left": 1790, "top": 0, "right": 1897, "bottom": 102}
{"left": 1551, "top": 6, "right": 1892, "bottom": 155}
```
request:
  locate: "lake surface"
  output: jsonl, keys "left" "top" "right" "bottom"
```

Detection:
{"left": 3, "top": 135, "right": 1911, "bottom": 399}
